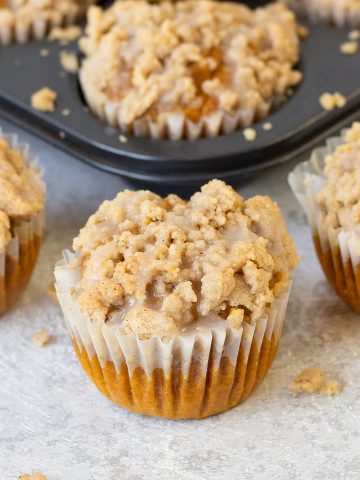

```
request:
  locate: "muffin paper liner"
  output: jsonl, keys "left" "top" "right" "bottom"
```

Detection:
{"left": 0, "top": 129, "right": 45, "bottom": 315}
{"left": 288, "top": 128, "right": 360, "bottom": 312}
{"left": 0, "top": 1, "right": 94, "bottom": 45}
{"left": 287, "top": 0, "right": 360, "bottom": 27}
{"left": 55, "top": 251, "right": 292, "bottom": 419}
{"left": 79, "top": 65, "right": 283, "bottom": 140}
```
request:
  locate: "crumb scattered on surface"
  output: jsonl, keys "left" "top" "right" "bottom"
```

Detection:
{"left": 118, "top": 134, "right": 128, "bottom": 143}
{"left": 31, "top": 87, "right": 57, "bottom": 112}
{"left": 348, "top": 29, "right": 360, "bottom": 40}
{"left": 243, "top": 128, "right": 257, "bottom": 141}
{"left": 61, "top": 108, "right": 71, "bottom": 116}
{"left": 297, "top": 25, "right": 309, "bottom": 38}
{"left": 289, "top": 368, "right": 341, "bottom": 396}
{"left": 19, "top": 473, "right": 48, "bottom": 480}
{"left": 48, "top": 25, "right": 82, "bottom": 42}
{"left": 32, "top": 331, "right": 52, "bottom": 347}
{"left": 319, "top": 92, "right": 346, "bottom": 111}
{"left": 59, "top": 131, "right": 66, "bottom": 139}
{"left": 262, "top": 122, "right": 273, "bottom": 131}
{"left": 59, "top": 50, "right": 79, "bottom": 73}
{"left": 340, "top": 40, "right": 358, "bottom": 55}
{"left": 39, "top": 48, "right": 49, "bottom": 57}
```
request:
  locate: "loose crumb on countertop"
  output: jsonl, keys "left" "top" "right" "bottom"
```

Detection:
{"left": 48, "top": 25, "right": 82, "bottom": 42}
{"left": 340, "top": 41, "right": 358, "bottom": 55}
{"left": 243, "top": 128, "right": 257, "bottom": 141}
{"left": 297, "top": 25, "right": 309, "bottom": 38}
{"left": 61, "top": 108, "right": 71, "bottom": 116}
{"left": 59, "top": 50, "right": 79, "bottom": 73}
{"left": 32, "top": 331, "right": 52, "bottom": 347}
{"left": 119, "top": 134, "right": 128, "bottom": 143}
{"left": 72, "top": 180, "right": 299, "bottom": 339}
{"left": 319, "top": 92, "right": 346, "bottom": 111}
{"left": 39, "top": 48, "right": 49, "bottom": 57}
{"left": 289, "top": 368, "right": 341, "bottom": 396}
{"left": 19, "top": 473, "right": 48, "bottom": 480}
{"left": 31, "top": 87, "right": 57, "bottom": 112}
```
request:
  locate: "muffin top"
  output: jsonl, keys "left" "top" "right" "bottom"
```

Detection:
{"left": 80, "top": 0, "right": 301, "bottom": 126}
{"left": 0, "top": 138, "right": 44, "bottom": 250}
{"left": 73, "top": 180, "right": 299, "bottom": 339}
{"left": 317, "top": 122, "right": 360, "bottom": 231}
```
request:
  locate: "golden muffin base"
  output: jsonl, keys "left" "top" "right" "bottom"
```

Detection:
{"left": 313, "top": 234, "right": 360, "bottom": 314}
{"left": 71, "top": 332, "right": 280, "bottom": 419}
{"left": 0, "top": 234, "right": 42, "bottom": 315}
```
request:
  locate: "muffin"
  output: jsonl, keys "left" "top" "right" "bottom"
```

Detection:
{"left": 0, "top": 130, "right": 45, "bottom": 315}
{"left": 79, "top": 0, "right": 302, "bottom": 140}
{"left": 0, "top": 0, "right": 94, "bottom": 44}
{"left": 55, "top": 180, "right": 298, "bottom": 419}
{"left": 286, "top": 0, "right": 360, "bottom": 27}
{"left": 289, "top": 122, "right": 360, "bottom": 313}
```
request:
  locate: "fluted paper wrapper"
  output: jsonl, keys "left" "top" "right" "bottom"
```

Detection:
{"left": 79, "top": 65, "right": 275, "bottom": 140}
{"left": 0, "top": 1, "right": 94, "bottom": 45}
{"left": 286, "top": 0, "right": 360, "bottom": 28}
{"left": 288, "top": 129, "right": 360, "bottom": 313}
{"left": 0, "top": 130, "right": 44, "bottom": 315}
{"left": 55, "top": 251, "right": 291, "bottom": 419}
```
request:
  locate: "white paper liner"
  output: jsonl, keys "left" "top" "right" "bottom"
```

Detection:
{"left": 0, "top": 128, "right": 45, "bottom": 311}
{"left": 79, "top": 64, "right": 294, "bottom": 140}
{"left": 286, "top": 0, "right": 360, "bottom": 27}
{"left": 0, "top": 1, "right": 93, "bottom": 45}
{"left": 55, "top": 251, "right": 291, "bottom": 379}
{"left": 288, "top": 127, "right": 360, "bottom": 310}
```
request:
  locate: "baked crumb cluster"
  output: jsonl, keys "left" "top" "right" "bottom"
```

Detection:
{"left": 317, "top": 122, "right": 360, "bottom": 230}
{"left": 73, "top": 180, "right": 298, "bottom": 339}
{"left": 0, "top": 138, "right": 44, "bottom": 250}
{"left": 80, "top": 0, "right": 301, "bottom": 130}
{"left": 289, "top": 368, "right": 341, "bottom": 396}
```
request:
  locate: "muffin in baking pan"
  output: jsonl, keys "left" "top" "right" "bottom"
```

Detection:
{"left": 79, "top": 0, "right": 302, "bottom": 140}
{"left": 0, "top": 130, "right": 45, "bottom": 315}
{"left": 0, "top": 0, "right": 94, "bottom": 44}
{"left": 55, "top": 180, "right": 298, "bottom": 418}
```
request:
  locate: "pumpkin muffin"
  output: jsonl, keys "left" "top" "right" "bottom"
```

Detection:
{"left": 79, "top": 0, "right": 302, "bottom": 140}
{"left": 289, "top": 122, "right": 360, "bottom": 313}
{"left": 0, "top": 0, "right": 94, "bottom": 44}
{"left": 55, "top": 180, "right": 298, "bottom": 419}
{"left": 286, "top": 0, "right": 360, "bottom": 27}
{"left": 0, "top": 131, "right": 45, "bottom": 315}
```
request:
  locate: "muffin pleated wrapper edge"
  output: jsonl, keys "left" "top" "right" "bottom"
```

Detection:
{"left": 0, "top": 128, "right": 45, "bottom": 313}
{"left": 54, "top": 251, "right": 291, "bottom": 380}
{"left": 286, "top": 0, "right": 360, "bottom": 28}
{"left": 0, "top": 2, "right": 92, "bottom": 45}
{"left": 79, "top": 65, "right": 276, "bottom": 140}
{"left": 288, "top": 128, "right": 360, "bottom": 311}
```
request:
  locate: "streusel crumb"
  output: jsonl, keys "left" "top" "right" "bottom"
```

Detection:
{"left": 59, "top": 50, "right": 79, "bottom": 73}
{"left": 289, "top": 368, "right": 341, "bottom": 396}
{"left": 317, "top": 122, "right": 360, "bottom": 230}
{"left": 340, "top": 41, "right": 358, "bottom": 55}
{"left": 31, "top": 87, "right": 57, "bottom": 112}
{"left": 243, "top": 128, "right": 257, "bottom": 141}
{"left": 73, "top": 180, "right": 298, "bottom": 339}
{"left": 319, "top": 92, "right": 346, "bottom": 111}
{"left": 32, "top": 331, "right": 52, "bottom": 347}
{"left": 48, "top": 25, "right": 82, "bottom": 41}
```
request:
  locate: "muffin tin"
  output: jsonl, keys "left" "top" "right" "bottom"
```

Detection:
{"left": 0, "top": 6, "right": 360, "bottom": 184}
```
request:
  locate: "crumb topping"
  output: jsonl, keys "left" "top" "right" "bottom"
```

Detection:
{"left": 31, "top": 87, "right": 57, "bottom": 112}
{"left": 32, "top": 331, "right": 52, "bottom": 347}
{"left": 72, "top": 180, "right": 298, "bottom": 339}
{"left": 79, "top": 0, "right": 301, "bottom": 127}
{"left": 319, "top": 92, "right": 346, "bottom": 111}
{"left": 59, "top": 50, "right": 79, "bottom": 73}
{"left": 289, "top": 368, "right": 341, "bottom": 396}
{"left": 317, "top": 122, "right": 360, "bottom": 230}
{"left": 0, "top": 137, "right": 44, "bottom": 250}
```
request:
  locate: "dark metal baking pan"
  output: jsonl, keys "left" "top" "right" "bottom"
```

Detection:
{"left": 0, "top": 9, "right": 360, "bottom": 185}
